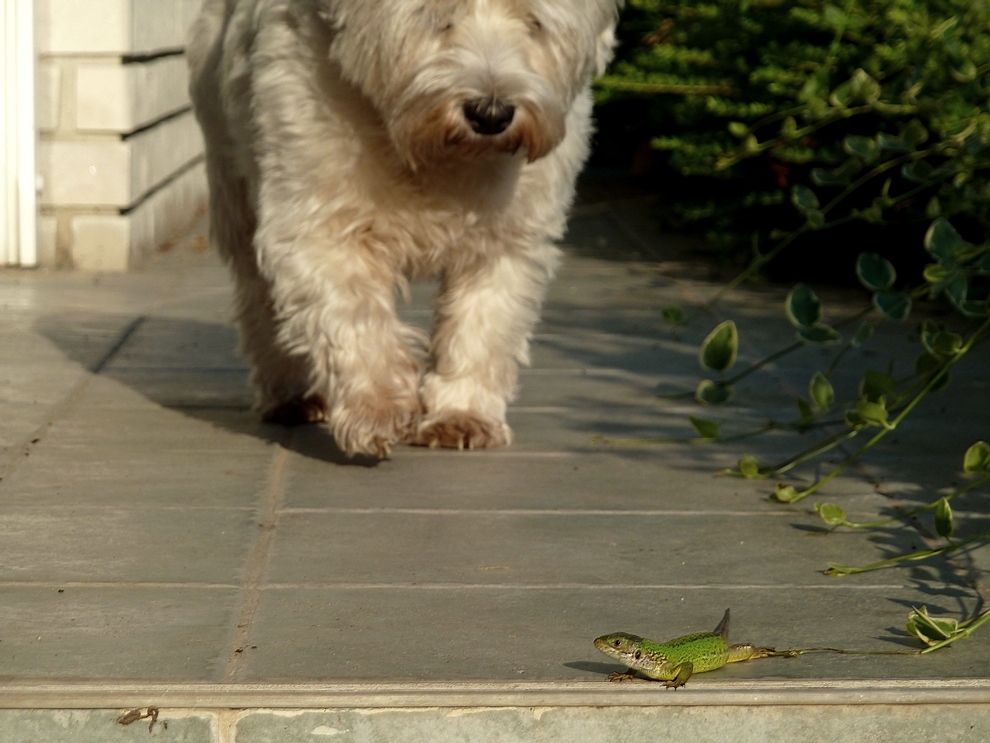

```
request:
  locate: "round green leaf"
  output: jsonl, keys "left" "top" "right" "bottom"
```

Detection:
{"left": 850, "top": 69, "right": 881, "bottom": 103}
{"left": 786, "top": 284, "right": 822, "bottom": 328}
{"left": 796, "top": 397, "right": 815, "bottom": 424}
{"left": 728, "top": 121, "right": 749, "bottom": 138}
{"left": 738, "top": 455, "right": 760, "bottom": 479}
{"left": 963, "top": 441, "right": 990, "bottom": 473}
{"left": 695, "top": 379, "right": 733, "bottom": 405}
{"left": 920, "top": 321, "right": 943, "bottom": 355}
{"left": 901, "top": 160, "right": 935, "bottom": 183}
{"left": 689, "top": 416, "right": 721, "bottom": 440}
{"left": 934, "top": 497, "right": 954, "bottom": 539}
{"left": 811, "top": 167, "right": 848, "bottom": 187}
{"left": 915, "top": 352, "right": 941, "bottom": 377}
{"left": 907, "top": 606, "right": 957, "bottom": 645}
{"left": 797, "top": 324, "right": 840, "bottom": 344}
{"left": 771, "top": 484, "right": 801, "bottom": 503}
{"left": 809, "top": 372, "right": 834, "bottom": 411}
{"left": 829, "top": 80, "right": 855, "bottom": 108}
{"left": 876, "top": 132, "right": 910, "bottom": 152}
{"left": 956, "top": 299, "right": 990, "bottom": 319}
{"left": 925, "top": 218, "right": 966, "bottom": 264}
{"left": 699, "top": 320, "right": 738, "bottom": 373}
{"left": 815, "top": 502, "right": 847, "bottom": 526}
{"left": 791, "top": 185, "right": 820, "bottom": 213}
{"left": 944, "top": 274, "right": 969, "bottom": 308}
{"left": 923, "top": 264, "right": 949, "bottom": 284}
{"left": 930, "top": 369, "right": 952, "bottom": 393}
{"left": 856, "top": 253, "right": 896, "bottom": 291}
{"left": 662, "top": 306, "right": 687, "bottom": 326}
{"left": 811, "top": 158, "right": 862, "bottom": 187}
{"left": 873, "top": 291, "right": 912, "bottom": 322}
{"left": 843, "top": 134, "right": 880, "bottom": 163}
{"left": 856, "top": 399, "right": 891, "bottom": 428}
{"left": 805, "top": 209, "right": 826, "bottom": 229}
{"left": 903, "top": 120, "right": 929, "bottom": 147}
{"left": 930, "top": 330, "right": 963, "bottom": 357}
{"left": 851, "top": 322, "right": 875, "bottom": 348}
{"left": 859, "top": 369, "right": 896, "bottom": 402}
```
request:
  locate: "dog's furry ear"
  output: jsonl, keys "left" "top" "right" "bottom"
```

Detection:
{"left": 593, "top": 1, "right": 623, "bottom": 77}
{"left": 594, "top": 24, "right": 618, "bottom": 76}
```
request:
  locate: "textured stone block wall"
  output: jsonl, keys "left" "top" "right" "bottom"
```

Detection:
{"left": 35, "top": 0, "right": 206, "bottom": 270}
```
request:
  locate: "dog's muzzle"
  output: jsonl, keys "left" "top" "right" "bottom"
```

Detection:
{"left": 463, "top": 97, "right": 516, "bottom": 135}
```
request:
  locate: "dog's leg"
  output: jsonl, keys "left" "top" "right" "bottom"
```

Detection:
{"left": 201, "top": 155, "right": 327, "bottom": 426}
{"left": 233, "top": 265, "right": 328, "bottom": 427}
{"left": 189, "top": 6, "right": 326, "bottom": 428}
{"left": 416, "top": 246, "right": 558, "bottom": 450}
{"left": 255, "top": 220, "right": 424, "bottom": 458}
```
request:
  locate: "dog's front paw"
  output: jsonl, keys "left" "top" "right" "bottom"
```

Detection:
{"left": 331, "top": 393, "right": 421, "bottom": 458}
{"left": 413, "top": 412, "right": 512, "bottom": 450}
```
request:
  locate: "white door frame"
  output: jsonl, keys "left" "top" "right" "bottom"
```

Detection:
{"left": 0, "top": 0, "right": 37, "bottom": 267}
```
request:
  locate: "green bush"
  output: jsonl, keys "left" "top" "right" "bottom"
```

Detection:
{"left": 596, "top": 0, "right": 990, "bottom": 288}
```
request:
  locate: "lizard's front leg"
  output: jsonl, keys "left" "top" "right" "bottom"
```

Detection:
{"left": 661, "top": 661, "right": 694, "bottom": 689}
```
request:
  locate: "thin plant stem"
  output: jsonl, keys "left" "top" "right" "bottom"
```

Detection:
{"left": 825, "top": 526, "right": 990, "bottom": 575}
{"left": 842, "top": 473, "right": 990, "bottom": 529}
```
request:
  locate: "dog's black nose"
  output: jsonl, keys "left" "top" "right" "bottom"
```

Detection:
{"left": 463, "top": 98, "right": 515, "bottom": 135}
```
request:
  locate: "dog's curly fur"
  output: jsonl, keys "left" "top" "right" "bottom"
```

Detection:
{"left": 187, "top": 0, "right": 622, "bottom": 457}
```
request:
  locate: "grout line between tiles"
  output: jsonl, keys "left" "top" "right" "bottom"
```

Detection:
{"left": 0, "top": 580, "right": 907, "bottom": 590}
{"left": 255, "top": 582, "right": 908, "bottom": 591}
{"left": 223, "top": 445, "right": 290, "bottom": 681}
{"left": 275, "top": 508, "right": 800, "bottom": 517}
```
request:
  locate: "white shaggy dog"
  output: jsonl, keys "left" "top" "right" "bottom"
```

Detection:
{"left": 187, "top": 0, "right": 622, "bottom": 457}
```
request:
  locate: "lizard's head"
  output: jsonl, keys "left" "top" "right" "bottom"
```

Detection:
{"left": 594, "top": 631, "right": 646, "bottom": 663}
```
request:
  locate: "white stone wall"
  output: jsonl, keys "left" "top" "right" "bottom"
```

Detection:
{"left": 35, "top": 0, "right": 206, "bottom": 270}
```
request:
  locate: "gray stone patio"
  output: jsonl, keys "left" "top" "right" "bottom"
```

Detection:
{"left": 1, "top": 196, "right": 989, "bottom": 741}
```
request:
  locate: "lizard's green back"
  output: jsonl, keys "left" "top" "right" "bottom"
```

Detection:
{"left": 640, "top": 632, "right": 729, "bottom": 674}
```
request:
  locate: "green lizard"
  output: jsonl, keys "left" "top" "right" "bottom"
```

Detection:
{"left": 594, "top": 608, "right": 797, "bottom": 688}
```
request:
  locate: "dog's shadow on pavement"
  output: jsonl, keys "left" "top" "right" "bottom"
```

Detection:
{"left": 35, "top": 311, "right": 382, "bottom": 467}
{"left": 35, "top": 302, "right": 744, "bottom": 470}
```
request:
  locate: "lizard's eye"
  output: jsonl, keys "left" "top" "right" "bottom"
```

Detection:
{"left": 612, "top": 640, "right": 622, "bottom": 647}
{"left": 634, "top": 650, "right": 642, "bottom": 660}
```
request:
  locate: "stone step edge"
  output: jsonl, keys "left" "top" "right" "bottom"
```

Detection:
{"left": 2, "top": 679, "right": 990, "bottom": 709}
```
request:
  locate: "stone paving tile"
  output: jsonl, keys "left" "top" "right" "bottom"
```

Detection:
{"left": 0, "top": 586, "right": 237, "bottom": 680}
{"left": 263, "top": 509, "right": 909, "bottom": 588}
{"left": 0, "top": 506, "right": 256, "bottom": 584}
{"left": 1, "top": 445, "right": 272, "bottom": 509}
